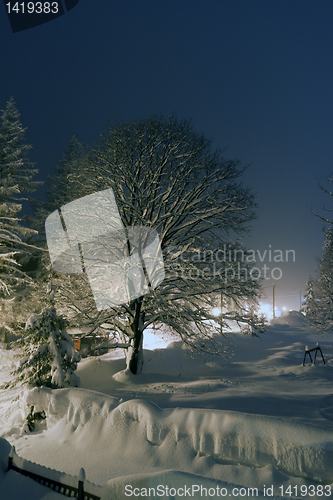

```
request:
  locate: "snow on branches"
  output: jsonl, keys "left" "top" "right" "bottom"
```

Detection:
{"left": 303, "top": 226, "right": 333, "bottom": 332}
{"left": 42, "top": 116, "right": 265, "bottom": 373}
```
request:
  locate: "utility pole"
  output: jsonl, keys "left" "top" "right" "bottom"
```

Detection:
{"left": 272, "top": 283, "right": 275, "bottom": 319}
{"left": 299, "top": 289, "right": 302, "bottom": 311}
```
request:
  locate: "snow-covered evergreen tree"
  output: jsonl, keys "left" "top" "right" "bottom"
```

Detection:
{"left": 31, "top": 133, "right": 88, "bottom": 234}
{"left": 302, "top": 275, "right": 318, "bottom": 324}
{"left": 311, "top": 226, "right": 333, "bottom": 331}
{"left": 11, "top": 301, "right": 80, "bottom": 388}
{"left": 0, "top": 96, "right": 40, "bottom": 197}
{"left": 0, "top": 97, "right": 41, "bottom": 299}
{"left": 28, "top": 134, "right": 93, "bottom": 330}
{"left": 309, "top": 176, "right": 333, "bottom": 332}
{"left": 46, "top": 133, "right": 87, "bottom": 208}
{"left": 42, "top": 116, "right": 264, "bottom": 374}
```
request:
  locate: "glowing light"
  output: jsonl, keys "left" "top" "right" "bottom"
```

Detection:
{"left": 213, "top": 307, "right": 221, "bottom": 316}
{"left": 258, "top": 302, "right": 274, "bottom": 320}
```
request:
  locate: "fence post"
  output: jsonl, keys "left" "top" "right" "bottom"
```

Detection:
{"left": 7, "top": 445, "right": 15, "bottom": 472}
{"left": 78, "top": 467, "right": 85, "bottom": 500}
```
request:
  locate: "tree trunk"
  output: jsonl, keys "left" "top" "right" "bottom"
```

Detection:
{"left": 126, "top": 298, "right": 145, "bottom": 374}
{"left": 127, "top": 329, "right": 144, "bottom": 374}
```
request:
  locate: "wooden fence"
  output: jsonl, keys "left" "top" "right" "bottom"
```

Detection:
{"left": 7, "top": 445, "right": 102, "bottom": 500}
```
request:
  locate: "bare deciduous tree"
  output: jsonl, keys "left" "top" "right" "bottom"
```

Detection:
{"left": 46, "top": 116, "right": 264, "bottom": 373}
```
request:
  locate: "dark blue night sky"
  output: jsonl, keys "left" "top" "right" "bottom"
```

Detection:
{"left": 1, "top": 0, "right": 333, "bottom": 311}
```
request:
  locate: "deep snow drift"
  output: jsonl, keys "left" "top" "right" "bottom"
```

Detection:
{"left": 0, "top": 311, "right": 332, "bottom": 499}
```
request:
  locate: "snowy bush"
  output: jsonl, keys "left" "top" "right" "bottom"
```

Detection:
{"left": 26, "top": 405, "right": 46, "bottom": 432}
{"left": 13, "top": 306, "right": 81, "bottom": 388}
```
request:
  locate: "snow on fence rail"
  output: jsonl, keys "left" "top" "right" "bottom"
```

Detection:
{"left": 7, "top": 445, "right": 102, "bottom": 499}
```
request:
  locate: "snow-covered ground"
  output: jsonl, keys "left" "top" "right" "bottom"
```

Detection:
{"left": 0, "top": 311, "right": 332, "bottom": 499}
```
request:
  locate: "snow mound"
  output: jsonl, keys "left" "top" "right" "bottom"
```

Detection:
{"left": 24, "top": 386, "right": 119, "bottom": 426}
{"left": 0, "top": 436, "right": 285, "bottom": 500}
{"left": 0, "top": 346, "right": 20, "bottom": 373}
{"left": 20, "top": 387, "right": 333, "bottom": 484}
{"left": 103, "top": 470, "right": 275, "bottom": 500}
{"left": 269, "top": 310, "right": 307, "bottom": 327}
{"left": 114, "top": 401, "right": 333, "bottom": 483}
{"left": 2, "top": 322, "right": 333, "bottom": 497}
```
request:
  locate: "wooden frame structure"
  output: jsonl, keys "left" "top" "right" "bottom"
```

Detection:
{"left": 302, "top": 344, "right": 326, "bottom": 366}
